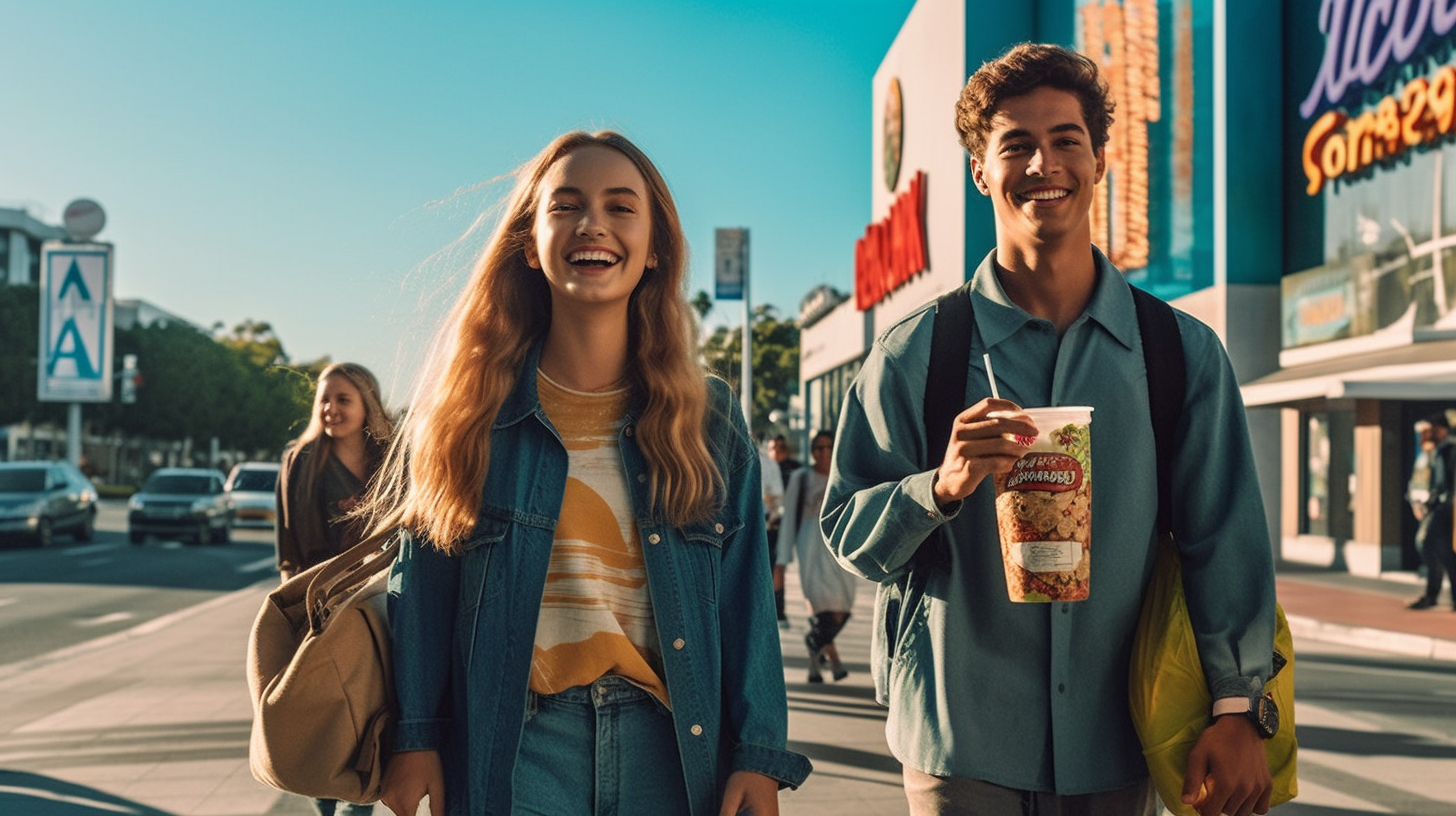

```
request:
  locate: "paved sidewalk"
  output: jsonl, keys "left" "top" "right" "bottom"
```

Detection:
{"left": 2, "top": 560, "right": 1454, "bottom": 815}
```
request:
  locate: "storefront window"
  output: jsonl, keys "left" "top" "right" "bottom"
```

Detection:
{"left": 1303, "top": 412, "right": 1330, "bottom": 536}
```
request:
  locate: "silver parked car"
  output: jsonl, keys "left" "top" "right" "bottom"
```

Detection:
{"left": 0, "top": 460, "right": 98, "bottom": 547}
{"left": 225, "top": 461, "right": 280, "bottom": 528}
{"left": 128, "top": 467, "right": 234, "bottom": 545}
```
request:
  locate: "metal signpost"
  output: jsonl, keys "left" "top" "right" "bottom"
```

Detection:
{"left": 38, "top": 202, "right": 115, "bottom": 465}
{"left": 715, "top": 228, "right": 752, "bottom": 427}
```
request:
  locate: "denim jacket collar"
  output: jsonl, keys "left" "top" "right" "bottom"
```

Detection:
{"left": 494, "top": 339, "right": 643, "bottom": 431}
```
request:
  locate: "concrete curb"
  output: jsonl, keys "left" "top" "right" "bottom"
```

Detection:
{"left": 1285, "top": 613, "right": 1456, "bottom": 662}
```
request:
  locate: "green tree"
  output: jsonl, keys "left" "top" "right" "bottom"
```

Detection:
{"left": 700, "top": 302, "right": 799, "bottom": 432}
{"left": 0, "top": 285, "right": 74, "bottom": 427}
{"left": 217, "top": 319, "right": 288, "bottom": 367}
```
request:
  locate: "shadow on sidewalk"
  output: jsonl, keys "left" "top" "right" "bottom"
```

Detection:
{"left": 0, "top": 770, "right": 174, "bottom": 816}
{"left": 1293, "top": 724, "right": 1456, "bottom": 759}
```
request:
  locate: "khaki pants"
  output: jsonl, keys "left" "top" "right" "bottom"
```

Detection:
{"left": 904, "top": 767, "right": 1160, "bottom": 816}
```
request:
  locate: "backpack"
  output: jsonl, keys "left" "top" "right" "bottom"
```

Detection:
{"left": 868, "top": 279, "right": 1183, "bottom": 705}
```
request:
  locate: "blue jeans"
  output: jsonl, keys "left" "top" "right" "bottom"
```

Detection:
{"left": 511, "top": 676, "right": 691, "bottom": 815}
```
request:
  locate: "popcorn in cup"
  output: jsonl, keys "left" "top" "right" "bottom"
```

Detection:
{"left": 990, "top": 406, "right": 1093, "bottom": 603}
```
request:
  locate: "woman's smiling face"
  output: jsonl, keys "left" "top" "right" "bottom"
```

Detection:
{"left": 524, "top": 144, "right": 657, "bottom": 312}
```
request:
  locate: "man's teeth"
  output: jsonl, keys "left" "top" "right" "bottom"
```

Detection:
{"left": 1021, "top": 189, "right": 1069, "bottom": 201}
{"left": 569, "top": 250, "right": 621, "bottom": 265}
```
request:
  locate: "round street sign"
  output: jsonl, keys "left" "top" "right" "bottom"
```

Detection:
{"left": 63, "top": 198, "right": 106, "bottom": 242}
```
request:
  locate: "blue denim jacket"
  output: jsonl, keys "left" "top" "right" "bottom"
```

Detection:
{"left": 388, "top": 344, "right": 812, "bottom": 815}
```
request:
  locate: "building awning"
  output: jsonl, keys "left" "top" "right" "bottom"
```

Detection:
{"left": 1241, "top": 339, "right": 1456, "bottom": 407}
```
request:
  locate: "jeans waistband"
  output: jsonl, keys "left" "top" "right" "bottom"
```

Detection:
{"left": 528, "top": 675, "right": 658, "bottom": 711}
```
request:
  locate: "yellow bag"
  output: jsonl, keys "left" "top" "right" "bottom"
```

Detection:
{"left": 1129, "top": 541, "right": 1298, "bottom": 814}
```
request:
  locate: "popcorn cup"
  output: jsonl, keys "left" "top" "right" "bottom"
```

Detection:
{"left": 992, "top": 406, "right": 1093, "bottom": 603}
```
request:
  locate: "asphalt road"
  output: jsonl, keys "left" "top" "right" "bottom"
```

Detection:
{"left": 0, "top": 500, "right": 278, "bottom": 667}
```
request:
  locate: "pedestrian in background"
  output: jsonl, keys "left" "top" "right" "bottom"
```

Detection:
{"left": 274, "top": 361, "right": 394, "bottom": 816}
{"left": 778, "top": 429, "right": 856, "bottom": 683}
{"left": 822, "top": 44, "right": 1277, "bottom": 816}
{"left": 372, "top": 130, "right": 810, "bottom": 816}
{"left": 1408, "top": 411, "right": 1456, "bottom": 610}
{"left": 767, "top": 433, "right": 803, "bottom": 626}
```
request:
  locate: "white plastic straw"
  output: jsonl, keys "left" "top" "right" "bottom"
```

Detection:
{"left": 982, "top": 352, "right": 1001, "bottom": 399}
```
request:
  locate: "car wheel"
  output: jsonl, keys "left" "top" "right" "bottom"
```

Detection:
{"left": 192, "top": 521, "right": 210, "bottom": 545}
{"left": 129, "top": 530, "right": 144, "bottom": 545}
{"left": 76, "top": 509, "right": 96, "bottom": 542}
{"left": 34, "top": 518, "right": 53, "bottom": 548}
{"left": 212, "top": 522, "right": 230, "bottom": 544}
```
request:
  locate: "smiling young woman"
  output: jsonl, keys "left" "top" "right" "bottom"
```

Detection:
{"left": 366, "top": 131, "right": 811, "bottom": 816}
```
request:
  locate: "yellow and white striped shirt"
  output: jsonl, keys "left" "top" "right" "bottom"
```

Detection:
{"left": 529, "top": 370, "right": 666, "bottom": 704}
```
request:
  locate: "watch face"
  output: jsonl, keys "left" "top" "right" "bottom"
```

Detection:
{"left": 1255, "top": 693, "right": 1280, "bottom": 739}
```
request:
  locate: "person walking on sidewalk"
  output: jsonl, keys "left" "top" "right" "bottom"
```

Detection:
{"left": 821, "top": 44, "right": 1278, "bottom": 816}
{"left": 372, "top": 131, "right": 810, "bottom": 816}
{"left": 778, "top": 430, "right": 857, "bottom": 683}
{"left": 275, "top": 361, "right": 395, "bottom": 816}
{"left": 1409, "top": 411, "right": 1456, "bottom": 610}
{"left": 768, "top": 433, "right": 803, "bottom": 627}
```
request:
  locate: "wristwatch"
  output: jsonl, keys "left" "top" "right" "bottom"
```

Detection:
{"left": 1212, "top": 692, "right": 1279, "bottom": 739}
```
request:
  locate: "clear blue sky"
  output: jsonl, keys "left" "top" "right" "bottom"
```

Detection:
{"left": 3, "top": 0, "right": 916, "bottom": 404}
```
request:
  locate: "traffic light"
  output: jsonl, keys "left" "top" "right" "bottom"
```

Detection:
{"left": 120, "top": 354, "right": 139, "bottom": 404}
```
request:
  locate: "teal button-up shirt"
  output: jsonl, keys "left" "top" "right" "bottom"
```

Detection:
{"left": 822, "top": 248, "right": 1275, "bottom": 794}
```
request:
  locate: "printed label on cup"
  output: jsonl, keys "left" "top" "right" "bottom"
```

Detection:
{"left": 993, "top": 407, "right": 1093, "bottom": 603}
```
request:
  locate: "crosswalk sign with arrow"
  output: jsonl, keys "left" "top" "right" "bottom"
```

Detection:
{"left": 38, "top": 243, "right": 114, "bottom": 403}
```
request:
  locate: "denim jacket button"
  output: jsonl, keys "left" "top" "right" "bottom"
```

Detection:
{"left": 673, "top": 638, "right": 685, "bottom": 650}
{"left": 624, "top": 424, "right": 635, "bottom": 437}
{"left": 647, "top": 533, "right": 661, "bottom": 545}
{"left": 714, "top": 523, "right": 724, "bottom": 533}
{"left": 637, "top": 473, "right": 647, "bottom": 483}
{"left": 690, "top": 724, "right": 703, "bottom": 736}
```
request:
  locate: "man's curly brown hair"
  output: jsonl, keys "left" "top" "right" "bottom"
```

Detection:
{"left": 954, "top": 43, "right": 1115, "bottom": 161}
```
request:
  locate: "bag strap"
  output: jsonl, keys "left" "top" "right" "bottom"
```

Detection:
{"left": 305, "top": 529, "right": 401, "bottom": 633}
{"left": 1130, "top": 285, "right": 1186, "bottom": 541}
{"left": 920, "top": 280, "right": 1185, "bottom": 545}
{"left": 919, "top": 282, "right": 975, "bottom": 569}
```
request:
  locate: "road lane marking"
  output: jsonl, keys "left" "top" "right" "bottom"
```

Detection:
{"left": 62, "top": 542, "right": 123, "bottom": 557}
{"left": 239, "top": 555, "right": 278, "bottom": 573}
{"left": 78, "top": 612, "right": 135, "bottom": 626}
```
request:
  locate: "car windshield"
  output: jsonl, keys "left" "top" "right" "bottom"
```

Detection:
{"left": 143, "top": 475, "right": 214, "bottom": 494}
{"left": 0, "top": 469, "right": 46, "bottom": 492}
{"left": 232, "top": 470, "right": 277, "bottom": 492}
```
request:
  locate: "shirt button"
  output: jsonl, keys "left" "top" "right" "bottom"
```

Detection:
{"left": 714, "top": 523, "right": 724, "bottom": 533}
{"left": 647, "top": 533, "right": 661, "bottom": 545}
{"left": 1058, "top": 683, "right": 1066, "bottom": 693}
{"left": 690, "top": 724, "right": 703, "bottom": 736}
{"left": 673, "top": 638, "right": 685, "bottom": 650}
{"left": 1062, "top": 604, "right": 1070, "bottom": 614}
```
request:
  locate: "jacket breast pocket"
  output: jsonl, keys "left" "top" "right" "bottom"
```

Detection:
{"left": 457, "top": 517, "right": 510, "bottom": 618}
{"left": 679, "top": 517, "right": 738, "bottom": 605}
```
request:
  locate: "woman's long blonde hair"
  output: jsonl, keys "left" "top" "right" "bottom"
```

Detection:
{"left": 366, "top": 131, "right": 719, "bottom": 554}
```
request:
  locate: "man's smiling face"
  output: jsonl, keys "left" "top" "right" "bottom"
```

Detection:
{"left": 970, "top": 85, "right": 1105, "bottom": 252}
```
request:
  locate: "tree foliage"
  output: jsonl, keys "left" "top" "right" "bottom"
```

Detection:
{"left": 699, "top": 301, "right": 799, "bottom": 433}
{"left": 0, "top": 284, "right": 313, "bottom": 458}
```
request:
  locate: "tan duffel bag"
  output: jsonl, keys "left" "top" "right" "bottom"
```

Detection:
{"left": 246, "top": 529, "right": 400, "bottom": 803}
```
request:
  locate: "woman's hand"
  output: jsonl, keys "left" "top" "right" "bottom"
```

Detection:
{"left": 380, "top": 749, "right": 445, "bottom": 816}
{"left": 717, "top": 770, "right": 779, "bottom": 816}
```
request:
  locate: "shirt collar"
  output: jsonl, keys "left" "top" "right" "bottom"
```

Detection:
{"left": 967, "top": 246, "right": 1138, "bottom": 351}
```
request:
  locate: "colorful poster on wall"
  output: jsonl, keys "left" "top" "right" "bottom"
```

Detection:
{"left": 1076, "top": 0, "right": 1212, "bottom": 299}
{"left": 1284, "top": 0, "right": 1456, "bottom": 348}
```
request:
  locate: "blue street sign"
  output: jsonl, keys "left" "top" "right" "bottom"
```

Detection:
{"left": 38, "top": 244, "right": 114, "bottom": 403}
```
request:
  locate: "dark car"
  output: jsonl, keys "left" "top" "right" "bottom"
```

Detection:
{"left": 128, "top": 467, "right": 233, "bottom": 545}
{"left": 0, "top": 460, "right": 99, "bottom": 547}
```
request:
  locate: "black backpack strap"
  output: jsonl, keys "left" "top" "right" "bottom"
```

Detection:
{"left": 1130, "top": 285, "right": 1186, "bottom": 541}
{"left": 919, "top": 282, "right": 975, "bottom": 568}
